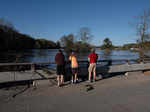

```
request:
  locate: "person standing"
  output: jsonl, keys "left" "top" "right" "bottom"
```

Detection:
{"left": 88, "top": 49, "right": 98, "bottom": 82}
{"left": 69, "top": 51, "right": 78, "bottom": 84}
{"left": 55, "top": 49, "right": 65, "bottom": 87}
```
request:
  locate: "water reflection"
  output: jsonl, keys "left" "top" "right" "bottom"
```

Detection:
{"left": 101, "top": 50, "right": 112, "bottom": 60}
{"left": 0, "top": 49, "right": 150, "bottom": 63}
{"left": 138, "top": 49, "right": 150, "bottom": 60}
{"left": 0, "top": 50, "right": 28, "bottom": 63}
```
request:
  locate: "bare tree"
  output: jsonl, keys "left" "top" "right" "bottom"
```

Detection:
{"left": 136, "top": 9, "right": 150, "bottom": 44}
{"left": 131, "top": 9, "right": 150, "bottom": 59}
{"left": 60, "top": 34, "right": 75, "bottom": 47}
{"left": 78, "top": 27, "right": 93, "bottom": 43}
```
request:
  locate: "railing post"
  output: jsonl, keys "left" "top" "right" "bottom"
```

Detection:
{"left": 143, "top": 58, "right": 146, "bottom": 64}
{"left": 126, "top": 60, "right": 129, "bottom": 65}
{"left": 31, "top": 64, "right": 35, "bottom": 72}
{"left": 138, "top": 59, "right": 141, "bottom": 64}
{"left": 107, "top": 60, "right": 112, "bottom": 66}
{"left": 140, "top": 59, "right": 144, "bottom": 64}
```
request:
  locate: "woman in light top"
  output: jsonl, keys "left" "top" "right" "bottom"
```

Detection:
{"left": 69, "top": 51, "right": 78, "bottom": 83}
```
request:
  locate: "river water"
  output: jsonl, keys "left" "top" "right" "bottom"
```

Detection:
{"left": 0, "top": 49, "right": 146, "bottom": 63}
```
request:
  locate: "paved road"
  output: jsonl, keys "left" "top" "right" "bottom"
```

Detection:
{"left": 1, "top": 72, "right": 150, "bottom": 112}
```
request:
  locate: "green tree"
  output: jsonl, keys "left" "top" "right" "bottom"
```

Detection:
{"left": 60, "top": 32, "right": 92, "bottom": 54}
{"left": 122, "top": 43, "right": 138, "bottom": 50}
{"left": 60, "top": 34, "right": 75, "bottom": 52}
{"left": 34, "top": 38, "right": 57, "bottom": 49}
{"left": 100, "top": 38, "right": 113, "bottom": 49}
{"left": 74, "top": 41, "right": 91, "bottom": 53}
{"left": 0, "top": 18, "right": 59, "bottom": 51}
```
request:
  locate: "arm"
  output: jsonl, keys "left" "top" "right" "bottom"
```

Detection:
{"left": 69, "top": 56, "right": 71, "bottom": 61}
{"left": 55, "top": 53, "right": 58, "bottom": 63}
{"left": 62, "top": 54, "right": 66, "bottom": 65}
{"left": 88, "top": 58, "right": 90, "bottom": 62}
{"left": 88, "top": 54, "right": 91, "bottom": 62}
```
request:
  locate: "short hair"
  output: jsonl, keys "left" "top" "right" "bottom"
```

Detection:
{"left": 91, "top": 48, "right": 95, "bottom": 52}
{"left": 58, "top": 49, "right": 62, "bottom": 52}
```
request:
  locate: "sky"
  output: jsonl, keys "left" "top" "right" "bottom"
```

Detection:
{"left": 0, "top": 0, "right": 150, "bottom": 46}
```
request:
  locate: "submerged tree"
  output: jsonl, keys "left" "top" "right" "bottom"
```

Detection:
{"left": 131, "top": 9, "right": 150, "bottom": 58}
{"left": 136, "top": 9, "right": 150, "bottom": 43}
{"left": 60, "top": 34, "right": 75, "bottom": 53}
{"left": 76, "top": 27, "right": 93, "bottom": 52}
{"left": 100, "top": 37, "right": 113, "bottom": 50}
{"left": 78, "top": 27, "right": 93, "bottom": 43}
{"left": 59, "top": 27, "right": 93, "bottom": 54}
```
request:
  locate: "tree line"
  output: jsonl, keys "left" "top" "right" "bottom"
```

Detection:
{"left": 0, "top": 18, "right": 60, "bottom": 51}
{"left": 0, "top": 19, "right": 92, "bottom": 53}
{"left": 1, "top": 8, "right": 150, "bottom": 53}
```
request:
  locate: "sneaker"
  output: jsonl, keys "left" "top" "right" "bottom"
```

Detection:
{"left": 86, "top": 80, "right": 91, "bottom": 83}
{"left": 71, "top": 80, "right": 74, "bottom": 84}
{"left": 93, "top": 79, "right": 96, "bottom": 82}
{"left": 76, "top": 80, "right": 79, "bottom": 83}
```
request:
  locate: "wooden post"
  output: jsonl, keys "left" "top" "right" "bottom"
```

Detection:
{"left": 126, "top": 60, "right": 129, "bottom": 65}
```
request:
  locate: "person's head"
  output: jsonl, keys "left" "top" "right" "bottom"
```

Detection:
{"left": 58, "top": 49, "right": 62, "bottom": 53}
{"left": 71, "top": 51, "right": 75, "bottom": 55}
{"left": 91, "top": 48, "right": 95, "bottom": 53}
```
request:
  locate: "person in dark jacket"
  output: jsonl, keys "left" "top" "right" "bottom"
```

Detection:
{"left": 55, "top": 49, "right": 65, "bottom": 87}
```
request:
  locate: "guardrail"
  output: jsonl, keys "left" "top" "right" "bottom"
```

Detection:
{"left": 0, "top": 58, "right": 150, "bottom": 72}
{"left": 0, "top": 58, "right": 150, "bottom": 87}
